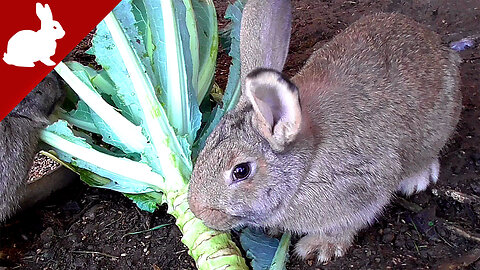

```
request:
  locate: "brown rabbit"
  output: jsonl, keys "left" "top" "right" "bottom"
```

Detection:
{"left": 188, "top": 0, "right": 461, "bottom": 262}
{"left": 0, "top": 72, "right": 64, "bottom": 222}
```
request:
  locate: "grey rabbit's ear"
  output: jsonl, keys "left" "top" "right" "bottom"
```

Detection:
{"left": 246, "top": 69, "right": 301, "bottom": 152}
{"left": 36, "top": 3, "right": 53, "bottom": 22}
{"left": 240, "top": 0, "right": 292, "bottom": 83}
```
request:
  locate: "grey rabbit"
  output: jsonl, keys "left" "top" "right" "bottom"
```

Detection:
{"left": 0, "top": 72, "right": 64, "bottom": 222}
{"left": 188, "top": 0, "right": 462, "bottom": 263}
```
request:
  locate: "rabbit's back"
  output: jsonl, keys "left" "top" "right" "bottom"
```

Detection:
{"left": 0, "top": 73, "right": 63, "bottom": 221}
{"left": 293, "top": 13, "right": 461, "bottom": 182}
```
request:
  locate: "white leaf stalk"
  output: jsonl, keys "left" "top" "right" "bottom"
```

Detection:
{"left": 41, "top": 129, "right": 164, "bottom": 190}
{"left": 161, "top": 1, "right": 193, "bottom": 139}
{"left": 104, "top": 12, "right": 190, "bottom": 190}
{"left": 54, "top": 62, "right": 147, "bottom": 153}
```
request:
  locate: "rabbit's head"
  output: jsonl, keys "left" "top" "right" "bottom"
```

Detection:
{"left": 188, "top": 0, "right": 296, "bottom": 230}
{"left": 36, "top": 3, "right": 65, "bottom": 40}
{"left": 188, "top": 68, "right": 315, "bottom": 230}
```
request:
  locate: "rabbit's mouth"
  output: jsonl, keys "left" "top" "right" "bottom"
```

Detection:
{"left": 194, "top": 207, "right": 243, "bottom": 231}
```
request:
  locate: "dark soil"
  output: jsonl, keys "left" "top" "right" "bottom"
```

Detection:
{"left": 1, "top": 0, "right": 479, "bottom": 269}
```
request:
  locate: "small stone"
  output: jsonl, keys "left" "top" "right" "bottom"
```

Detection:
{"left": 74, "top": 257, "right": 86, "bottom": 268}
{"left": 40, "top": 227, "right": 54, "bottom": 243}
{"left": 394, "top": 235, "right": 405, "bottom": 248}
{"left": 474, "top": 260, "right": 480, "bottom": 269}
{"left": 406, "top": 240, "right": 415, "bottom": 249}
{"left": 470, "top": 181, "right": 480, "bottom": 195}
{"left": 382, "top": 233, "right": 395, "bottom": 243}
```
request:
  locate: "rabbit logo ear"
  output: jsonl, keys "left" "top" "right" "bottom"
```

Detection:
{"left": 36, "top": 3, "right": 53, "bottom": 21}
{"left": 245, "top": 68, "right": 302, "bottom": 152}
{"left": 3, "top": 2, "right": 65, "bottom": 67}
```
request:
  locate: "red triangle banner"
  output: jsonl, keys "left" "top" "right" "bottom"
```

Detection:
{"left": 0, "top": 0, "right": 121, "bottom": 121}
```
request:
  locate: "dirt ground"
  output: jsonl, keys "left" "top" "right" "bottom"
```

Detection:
{"left": 1, "top": 0, "right": 480, "bottom": 269}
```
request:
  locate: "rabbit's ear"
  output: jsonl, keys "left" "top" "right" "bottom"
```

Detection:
{"left": 36, "top": 3, "right": 53, "bottom": 22}
{"left": 240, "top": 0, "right": 292, "bottom": 82}
{"left": 246, "top": 69, "right": 301, "bottom": 152}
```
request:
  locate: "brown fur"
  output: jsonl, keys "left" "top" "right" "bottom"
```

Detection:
{"left": 188, "top": 6, "right": 461, "bottom": 262}
{"left": 0, "top": 72, "right": 63, "bottom": 222}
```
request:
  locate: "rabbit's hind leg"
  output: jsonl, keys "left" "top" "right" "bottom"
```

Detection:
{"left": 397, "top": 159, "right": 440, "bottom": 196}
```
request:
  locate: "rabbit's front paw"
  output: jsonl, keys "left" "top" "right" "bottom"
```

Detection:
{"left": 294, "top": 232, "right": 354, "bottom": 263}
{"left": 398, "top": 159, "right": 439, "bottom": 196}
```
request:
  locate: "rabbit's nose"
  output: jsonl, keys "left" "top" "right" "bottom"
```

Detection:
{"left": 188, "top": 193, "right": 203, "bottom": 217}
{"left": 188, "top": 195, "right": 235, "bottom": 230}
{"left": 197, "top": 208, "right": 235, "bottom": 231}
{"left": 189, "top": 194, "right": 225, "bottom": 221}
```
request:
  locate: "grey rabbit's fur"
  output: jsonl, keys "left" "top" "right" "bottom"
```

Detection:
{"left": 0, "top": 72, "right": 63, "bottom": 222}
{"left": 188, "top": 0, "right": 461, "bottom": 262}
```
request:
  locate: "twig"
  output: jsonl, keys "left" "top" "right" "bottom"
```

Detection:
{"left": 394, "top": 197, "right": 423, "bottom": 213}
{"left": 445, "top": 224, "right": 480, "bottom": 243}
{"left": 437, "top": 248, "right": 480, "bottom": 270}
{"left": 122, "top": 223, "right": 171, "bottom": 238}
{"left": 464, "top": 57, "right": 480, "bottom": 61}
{"left": 437, "top": 233, "right": 455, "bottom": 248}
{"left": 431, "top": 188, "right": 480, "bottom": 205}
{"left": 72, "top": 250, "right": 119, "bottom": 259}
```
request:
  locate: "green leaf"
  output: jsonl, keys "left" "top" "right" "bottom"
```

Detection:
{"left": 270, "top": 232, "right": 291, "bottom": 270}
{"left": 54, "top": 62, "right": 148, "bottom": 154}
{"left": 239, "top": 228, "right": 291, "bottom": 270}
{"left": 170, "top": 0, "right": 203, "bottom": 145}
{"left": 93, "top": 12, "right": 192, "bottom": 186}
{"left": 221, "top": 1, "right": 244, "bottom": 112}
{"left": 133, "top": 0, "right": 201, "bottom": 145}
{"left": 191, "top": 0, "right": 218, "bottom": 103}
{"left": 124, "top": 192, "right": 165, "bottom": 213}
{"left": 41, "top": 120, "right": 164, "bottom": 193}
{"left": 193, "top": 0, "right": 245, "bottom": 156}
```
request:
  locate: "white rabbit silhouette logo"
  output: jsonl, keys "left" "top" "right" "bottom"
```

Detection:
{"left": 3, "top": 3, "right": 65, "bottom": 67}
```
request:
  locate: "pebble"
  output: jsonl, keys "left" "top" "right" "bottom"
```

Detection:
{"left": 394, "top": 235, "right": 405, "bottom": 248}
{"left": 470, "top": 181, "right": 480, "bottom": 195}
{"left": 474, "top": 260, "right": 480, "bottom": 269}
{"left": 382, "top": 232, "right": 395, "bottom": 243}
{"left": 74, "top": 257, "right": 86, "bottom": 268}
{"left": 40, "top": 227, "right": 54, "bottom": 243}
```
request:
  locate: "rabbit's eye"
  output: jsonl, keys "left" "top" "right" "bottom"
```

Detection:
{"left": 232, "top": 162, "right": 251, "bottom": 182}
